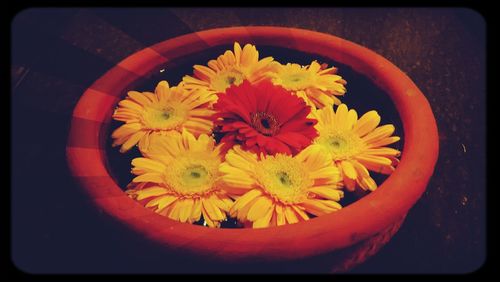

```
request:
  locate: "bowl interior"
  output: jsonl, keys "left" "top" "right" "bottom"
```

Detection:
{"left": 104, "top": 44, "right": 405, "bottom": 227}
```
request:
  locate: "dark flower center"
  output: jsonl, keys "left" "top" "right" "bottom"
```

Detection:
{"left": 277, "top": 172, "right": 293, "bottom": 186}
{"left": 162, "top": 111, "right": 171, "bottom": 120}
{"left": 226, "top": 76, "right": 236, "bottom": 85}
{"left": 261, "top": 118, "right": 271, "bottom": 129}
{"left": 250, "top": 112, "right": 280, "bottom": 136}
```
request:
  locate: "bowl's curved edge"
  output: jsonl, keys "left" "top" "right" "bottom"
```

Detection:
{"left": 66, "top": 26, "right": 439, "bottom": 262}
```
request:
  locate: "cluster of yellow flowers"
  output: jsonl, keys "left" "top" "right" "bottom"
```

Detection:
{"left": 111, "top": 43, "right": 400, "bottom": 228}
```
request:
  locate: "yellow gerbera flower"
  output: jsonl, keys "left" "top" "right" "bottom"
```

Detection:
{"left": 181, "top": 42, "right": 276, "bottom": 97}
{"left": 268, "top": 60, "right": 347, "bottom": 108}
{"left": 111, "top": 80, "right": 215, "bottom": 153}
{"left": 312, "top": 104, "right": 401, "bottom": 192}
{"left": 126, "top": 130, "right": 233, "bottom": 228}
{"left": 219, "top": 145, "right": 343, "bottom": 228}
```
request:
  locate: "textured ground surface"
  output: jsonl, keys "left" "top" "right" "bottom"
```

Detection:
{"left": 11, "top": 8, "right": 486, "bottom": 273}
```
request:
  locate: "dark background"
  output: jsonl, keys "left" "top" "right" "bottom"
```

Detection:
{"left": 11, "top": 8, "right": 486, "bottom": 274}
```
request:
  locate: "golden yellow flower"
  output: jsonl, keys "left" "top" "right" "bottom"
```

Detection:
{"left": 111, "top": 80, "right": 215, "bottom": 153}
{"left": 219, "top": 145, "right": 343, "bottom": 228}
{"left": 312, "top": 104, "right": 401, "bottom": 191}
{"left": 268, "top": 60, "right": 347, "bottom": 108}
{"left": 126, "top": 130, "right": 233, "bottom": 227}
{"left": 181, "top": 42, "right": 277, "bottom": 98}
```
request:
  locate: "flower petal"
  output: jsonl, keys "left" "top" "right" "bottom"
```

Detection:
{"left": 353, "top": 110, "right": 381, "bottom": 137}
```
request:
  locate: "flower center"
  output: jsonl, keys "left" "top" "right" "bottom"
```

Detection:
{"left": 250, "top": 112, "right": 280, "bottom": 136}
{"left": 164, "top": 153, "right": 220, "bottom": 196}
{"left": 211, "top": 70, "right": 244, "bottom": 92}
{"left": 277, "top": 172, "right": 293, "bottom": 186}
{"left": 277, "top": 71, "right": 312, "bottom": 91}
{"left": 182, "top": 165, "right": 209, "bottom": 186}
{"left": 142, "top": 104, "right": 187, "bottom": 130}
{"left": 316, "top": 131, "right": 365, "bottom": 161}
{"left": 255, "top": 154, "right": 312, "bottom": 204}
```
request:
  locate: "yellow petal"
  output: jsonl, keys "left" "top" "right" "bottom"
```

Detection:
{"left": 137, "top": 131, "right": 151, "bottom": 153}
{"left": 168, "top": 202, "right": 182, "bottom": 220}
{"left": 234, "top": 42, "right": 242, "bottom": 65}
{"left": 346, "top": 109, "right": 358, "bottom": 130}
{"left": 220, "top": 170, "right": 255, "bottom": 189}
{"left": 322, "top": 105, "right": 336, "bottom": 126}
{"left": 275, "top": 205, "right": 286, "bottom": 226}
{"left": 201, "top": 205, "right": 217, "bottom": 227}
{"left": 253, "top": 204, "right": 274, "bottom": 228}
{"left": 291, "top": 206, "right": 310, "bottom": 221}
{"left": 308, "top": 60, "right": 321, "bottom": 72}
{"left": 202, "top": 199, "right": 225, "bottom": 221}
{"left": 207, "top": 60, "right": 221, "bottom": 72}
{"left": 120, "top": 131, "right": 146, "bottom": 153}
{"left": 240, "top": 43, "right": 257, "bottom": 66}
{"left": 362, "top": 124, "right": 396, "bottom": 144}
{"left": 182, "top": 75, "right": 209, "bottom": 86}
{"left": 332, "top": 96, "right": 342, "bottom": 106}
{"left": 132, "top": 173, "right": 164, "bottom": 184}
{"left": 155, "top": 80, "right": 170, "bottom": 100}
{"left": 128, "top": 91, "right": 152, "bottom": 106}
{"left": 230, "top": 189, "right": 263, "bottom": 216}
{"left": 309, "top": 187, "right": 343, "bottom": 201}
{"left": 190, "top": 199, "right": 202, "bottom": 222}
{"left": 359, "top": 176, "right": 377, "bottom": 191}
{"left": 295, "top": 145, "right": 330, "bottom": 171}
{"left": 178, "top": 199, "right": 194, "bottom": 222}
{"left": 340, "top": 160, "right": 357, "bottom": 180}
{"left": 309, "top": 166, "right": 340, "bottom": 182}
{"left": 111, "top": 123, "right": 141, "bottom": 139}
{"left": 353, "top": 110, "right": 381, "bottom": 137}
{"left": 135, "top": 186, "right": 168, "bottom": 200}
{"left": 223, "top": 50, "right": 236, "bottom": 66}
{"left": 181, "top": 128, "right": 197, "bottom": 150}
{"left": 118, "top": 99, "right": 144, "bottom": 112}
{"left": 193, "top": 65, "right": 217, "bottom": 80}
{"left": 335, "top": 104, "right": 349, "bottom": 128}
{"left": 301, "top": 199, "right": 334, "bottom": 216}
{"left": 235, "top": 195, "right": 262, "bottom": 222}
{"left": 146, "top": 194, "right": 177, "bottom": 210}
{"left": 355, "top": 155, "right": 394, "bottom": 174}
{"left": 364, "top": 147, "right": 401, "bottom": 157}
{"left": 369, "top": 136, "right": 401, "bottom": 148}
{"left": 351, "top": 160, "right": 370, "bottom": 178}
{"left": 131, "top": 157, "right": 166, "bottom": 174}
{"left": 209, "top": 194, "right": 233, "bottom": 212}
{"left": 284, "top": 206, "right": 299, "bottom": 224}
{"left": 246, "top": 196, "right": 273, "bottom": 222}
{"left": 319, "top": 199, "right": 342, "bottom": 210}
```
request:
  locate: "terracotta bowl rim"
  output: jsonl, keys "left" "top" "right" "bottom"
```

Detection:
{"left": 66, "top": 26, "right": 439, "bottom": 261}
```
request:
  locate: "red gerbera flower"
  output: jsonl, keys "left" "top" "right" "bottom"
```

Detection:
{"left": 213, "top": 80, "right": 318, "bottom": 155}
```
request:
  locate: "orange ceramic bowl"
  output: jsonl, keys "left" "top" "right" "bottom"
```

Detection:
{"left": 66, "top": 26, "right": 439, "bottom": 272}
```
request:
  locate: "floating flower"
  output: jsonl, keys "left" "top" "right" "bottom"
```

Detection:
{"left": 111, "top": 80, "right": 215, "bottom": 153}
{"left": 312, "top": 104, "right": 401, "bottom": 191}
{"left": 126, "top": 130, "right": 233, "bottom": 227}
{"left": 182, "top": 42, "right": 276, "bottom": 99}
{"left": 268, "top": 60, "right": 347, "bottom": 108}
{"left": 213, "top": 80, "right": 318, "bottom": 155}
{"left": 219, "top": 145, "right": 343, "bottom": 228}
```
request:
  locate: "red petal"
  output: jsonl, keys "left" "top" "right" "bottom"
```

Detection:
{"left": 265, "top": 139, "right": 292, "bottom": 155}
{"left": 275, "top": 132, "right": 312, "bottom": 149}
